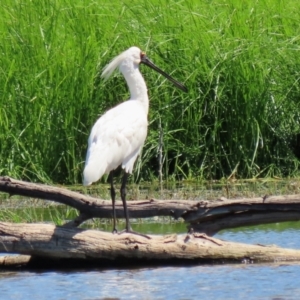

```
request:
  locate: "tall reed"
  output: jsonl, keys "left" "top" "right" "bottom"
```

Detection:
{"left": 0, "top": 0, "right": 299, "bottom": 184}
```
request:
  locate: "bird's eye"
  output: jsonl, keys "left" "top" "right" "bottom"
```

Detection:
{"left": 140, "top": 52, "right": 146, "bottom": 59}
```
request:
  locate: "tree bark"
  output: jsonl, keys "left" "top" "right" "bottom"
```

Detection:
{"left": 1, "top": 176, "right": 300, "bottom": 235}
{"left": 1, "top": 221, "right": 300, "bottom": 268}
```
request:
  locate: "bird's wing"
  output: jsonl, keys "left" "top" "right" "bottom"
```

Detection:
{"left": 83, "top": 101, "right": 148, "bottom": 185}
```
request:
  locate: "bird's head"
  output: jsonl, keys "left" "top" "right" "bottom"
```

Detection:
{"left": 101, "top": 46, "right": 187, "bottom": 93}
{"left": 101, "top": 47, "right": 142, "bottom": 80}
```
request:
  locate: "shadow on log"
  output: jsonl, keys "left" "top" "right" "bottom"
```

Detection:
{"left": 1, "top": 176, "right": 300, "bottom": 268}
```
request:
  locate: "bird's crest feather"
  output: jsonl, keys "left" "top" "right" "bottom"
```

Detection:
{"left": 101, "top": 51, "right": 127, "bottom": 80}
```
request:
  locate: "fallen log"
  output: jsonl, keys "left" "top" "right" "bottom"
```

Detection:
{"left": 2, "top": 176, "right": 300, "bottom": 267}
{"left": 1, "top": 221, "right": 300, "bottom": 268}
{"left": 1, "top": 176, "right": 300, "bottom": 235}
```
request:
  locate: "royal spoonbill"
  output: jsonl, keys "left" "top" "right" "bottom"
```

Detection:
{"left": 83, "top": 46, "right": 187, "bottom": 235}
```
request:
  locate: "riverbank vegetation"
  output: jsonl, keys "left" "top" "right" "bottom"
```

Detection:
{"left": 0, "top": 0, "right": 299, "bottom": 184}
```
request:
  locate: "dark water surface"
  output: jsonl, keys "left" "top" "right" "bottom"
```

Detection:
{"left": 1, "top": 222, "right": 300, "bottom": 300}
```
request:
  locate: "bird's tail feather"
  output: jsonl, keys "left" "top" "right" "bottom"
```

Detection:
{"left": 83, "top": 162, "right": 106, "bottom": 186}
{"left": 83, "top": 145, "right": 107, "bottom": 186}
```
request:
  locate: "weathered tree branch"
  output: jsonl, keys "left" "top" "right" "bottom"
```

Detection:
{"left": 0, "top": 176, "right": 191, "bottom": 222}
{"left": 185, "top": 195, "right": 300, "bottom": 235}
{"left": 1, "top": 221, "right": 300, "bottom": 267}
{"left": 1, "top": 176, "right": 300, "bottom": 236}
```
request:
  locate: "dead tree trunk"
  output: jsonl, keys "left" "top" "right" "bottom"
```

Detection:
{"left": 1, "top": 176, "right": 300, "bottom": 268}
{"left": 1, "top": 221, "right": 300, "bottom": 268}
{"left": 1, "top": 176, "right": 300, "bottom": 235}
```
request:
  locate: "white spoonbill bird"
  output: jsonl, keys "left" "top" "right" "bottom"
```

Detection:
{"left": 83, "top": 46, "right": 187, "bottom": 235}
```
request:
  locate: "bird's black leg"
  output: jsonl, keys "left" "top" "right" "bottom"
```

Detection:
{"left": 119, "top": 172, "right": 151, "bottom": 239}
{"left": 109, "top": 171, "right": 117, "bottom": 233}
{"left": 120, "top": 172, "right": 131, "bottom": 232}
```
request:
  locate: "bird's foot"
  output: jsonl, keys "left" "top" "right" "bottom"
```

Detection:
{"left": 118, "top": 229, "right": 151, "bottom": 239}
{"left": 112, "top": 228, "right": 118, "bottom": 234}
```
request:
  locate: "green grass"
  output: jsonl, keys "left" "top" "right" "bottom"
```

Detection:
{"left": 0, "top": 0, "right": 300, "bottom": 184}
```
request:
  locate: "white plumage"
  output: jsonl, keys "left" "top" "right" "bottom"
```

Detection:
{"left": 83, "top": 46, "right": 187, "bottom": 235}
{"left": 83, "top": 100, "right": 147, "bottom": 185}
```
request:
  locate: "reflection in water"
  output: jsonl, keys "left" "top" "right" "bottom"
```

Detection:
{"left": 1, "top": 225, "right": 300, "bottom": 299}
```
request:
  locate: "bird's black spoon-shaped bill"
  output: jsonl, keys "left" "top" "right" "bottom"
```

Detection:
{"left": 141, "top": 55, "right": 188, "bottom": 93}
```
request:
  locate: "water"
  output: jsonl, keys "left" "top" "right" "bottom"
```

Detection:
{"left": 1, "top": 222, "right": 300, "bottom": 300}
{"left": 2, "top": 264, "right": 300, "bottom": 300}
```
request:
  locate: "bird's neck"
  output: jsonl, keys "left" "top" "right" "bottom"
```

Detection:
{"left": 120, "top": 64, "right": 149, "bottom": 113}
